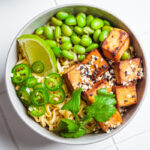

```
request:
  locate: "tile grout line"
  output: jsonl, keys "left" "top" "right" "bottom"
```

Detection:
{"left": 0, "top": 106, "right": 19, "bottom": 150}
{"left": 111, "top": 137, "right": 119, "bottom": 150}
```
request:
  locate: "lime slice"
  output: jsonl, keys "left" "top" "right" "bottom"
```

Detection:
{"left": 17, "top": 34, "right": 57, "bottom": 75}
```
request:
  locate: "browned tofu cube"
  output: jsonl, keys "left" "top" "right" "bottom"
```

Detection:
{"left": 114, "top": 58, "right": 143, "bottom": 84}
{"left": 99, "top": 110, "right": 122, "bottom": 132}
{"left": 102, "top": 28, "right": 130, "bottom": 62}
{"left": 83, "top": 79, "right": 112, "bottom": 103}
{"left": 113, "top": 84, "right": 137, "bottom": 107}
{"left": 81, "top": 49, "right": 109, "bottom": 79}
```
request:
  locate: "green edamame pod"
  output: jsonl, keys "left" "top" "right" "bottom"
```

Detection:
{"left": 71, "top": 35, "right": 81, "bottom": 45}
{"left": 104, "top": 20, "right": 111, "bottom": 26}
{"left": 77, "top": 14, "right": 86, "bottom": 27}
{"left": 86, "top": 15, "right": 94, "bottom": 26}
{"left": 65, "top": 15, "right": 77, "bottom": 25}
{"left": 61, "top": 36, "right": 71, "bottom": 43}
{"left": 99, "top": 30, "right": 109, "bottom": 42}
{"left": 44, "top": 26, "right": 53, "bottom": 40}
{"left": 91, "top": 18, "right": 104, "bottom": 30}
{"left": 45, "top": 40, "right": 57, "bottom": 48}
{"left": 54, "top": 26, "right": 61, "bottom": 40}
{"left": 62, "top": 50, "right": 74, "bottom": 60}
{"left": 51, "top": 17, "right": 62, "bottom": 26}
{"left": 83, "top": 26, "right": 94, "bottom": 35}
{"left": 102, "top": 26, "right": 113, "bottom": 32}
{"left": 86, "top": 43, "right": 99, "bottom": 52}
{"left": 78, "top": 54, "right": 85, "bottom": 61}
{"left": 35, "top": 27, "right": 44, "bottom": 35}
{"left": 73, "top": 45, "right": 86, "bottom": 54}
{"left": 52, "top": 46, "right": 62, "bottom": 57}
{"left": 56, "top": 12, "right": 69, "bottom": 20}
{"left": 61, "top": 42, "right": 72, "bottom": 50}
{"left": 93, "top": 29, "right": 101, "bottom": 42}
{"left": 81, "top": 35, "right": 92, "bottom": 47}
{"left": 62, "top": 24, "right": 72, "bottom": 36}
{"left": 74, "top": 26, "right": 83, "bottom": 35}
{"left": 121, "top": 51, "right": 130, "bottom": 60}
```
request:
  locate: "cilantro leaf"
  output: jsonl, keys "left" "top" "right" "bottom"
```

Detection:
{"left": 62, "top": 88, "right": 82, "bottom": 116}
{"left": 61, "top": 128, "right": 85, "bottom": 138}
{"left": 97, "top": 88, "right": 115, "bottom": 97}
{"left": 59, "top": 118, "right": 79, "bottom": 133}
{"left": 86, "top": 94, "right": 116, "bottom": 123}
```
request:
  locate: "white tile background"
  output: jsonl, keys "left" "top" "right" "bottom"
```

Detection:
{"left": 0, "top": 0, "right": 150, "bottom": 149}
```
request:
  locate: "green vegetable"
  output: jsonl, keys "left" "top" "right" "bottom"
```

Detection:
{"left": 74, "top": 26, "right": 83, "bottom": 35}
{"left": 93, "top": 29, "right": 101, "bottom": 42}
{"left": 121, "top": 51, "right": 130, "bottom": 60}
{"left": 61, "top": 42, "right": 72, "bottom": 50}
{"left": 77, "top": 13, "right": 86, "bottom": 18}
{"left": 86, "top": 15, "right": 94, "bottom": 26}
{"left": 71, "top": 35, "right": 81, "bottom": 45}
{"left": 73, "top": 45, "right": 86, "bottom": 54}
{"left": 81, "top": 35, "right": 92, "bottom": 47}
{"left": 83, "top": 26, "right": 94, "bottom": 35}
{"left": 61, "top": 36, "right": 71, "bottom": 43}
{"left": 65, "top": 15, "right": 77, "bottom": 25}
{"left": 52, "top": 46, "right": 62, "bottom": 57}
{"left": 35, "top": 27, "right": 44, "bottom": 35}
{"left": 102, "top": 26, "right": 113, "bottom": 32}
{"left": 34, "top": 83, "right": 45, "bottom": 89}
{"left": 31, "top": 61, "right": 45, "bottom": 74}
{"left": 56, "top": 12, "right": 69, "bottom": 20}
{"left": 54, "top": 26, "right": 61, "bottom": 40}
{"left": 104, "top": 20, "right": 111, "bottom": 26}
{"left": 86, "top": 43, "right": 98, "bottom": 52}
{"left": 44, "top": 26, "right": 54, "bottom": 40}
{"left": 62, "top": 24, "right": 72, "bottom": 36}
{"left": 78, "top": 54, "right": 85, "bottom": 61}
{"left": 99, "top": 30, "right": 109, "bottom": 42}
{"left": 62, "top": 50, "right": 74, "bottom": 60}
{"left": 86, "top": 88, "right": 116, "bottom": 122}
{"left": 25, "top": 77, "right": 37, "bottom": 88}
{"left": 76, "top": 14, "right": 86, "bottom": 27}
{"left": 45, "top": 40, "right": 57, "bottom": 48}
{"left": 91, "top": 18, "right": 104, "bottom": 30}
{"left": 51, "top": 17, "right": 62, "bottom": 26}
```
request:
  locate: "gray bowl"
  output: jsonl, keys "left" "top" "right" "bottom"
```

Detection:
{"left": 5, "top": 3, "right": 148, "bottom": 145}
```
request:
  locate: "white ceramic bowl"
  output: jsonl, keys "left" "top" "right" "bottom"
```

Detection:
{"left": 5, "top": 4, "right": 148, "bottom": 145}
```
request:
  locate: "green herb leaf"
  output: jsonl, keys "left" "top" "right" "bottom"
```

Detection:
{"left": 59, "top": 118, "right": 79, "bottom": 133}
{"left": 97, "top": 88, "right": 115, "bottom": 97}
{"left": 86, "top": 93, "right": 116, "bottom": 123}
{"left": 62, "top": 88, "right": 82, "bottom": 116}
{"left": 61, "top": 128, "right": 85, "bottom": 138}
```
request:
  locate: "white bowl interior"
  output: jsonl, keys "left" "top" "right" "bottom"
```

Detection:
{"left": 5, "top": 4, "right": 147, "bottom": 145}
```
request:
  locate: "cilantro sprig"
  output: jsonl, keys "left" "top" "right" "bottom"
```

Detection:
{"left": 59, "top": 88, "right": 116, "bottom": 138}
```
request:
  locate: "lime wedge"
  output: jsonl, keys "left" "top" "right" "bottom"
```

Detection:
{"left": 17, "top": 34, "right": 57, "bottom": 75}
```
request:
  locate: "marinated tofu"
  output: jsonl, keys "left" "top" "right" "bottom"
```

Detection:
{"left": 102, "top": 28, "right": 130, "bottom": 62}
{"left": 113, "top": 84, "right": 137, "bottom": 107}
{"left": 99, "top": 110, "right": 122, "bottom": 133}
{"left": 81, "top": 49, "right": 109, "bottom": 79}
{"left": 114, "top": 58, "right": 143, "bottom": 85}
{"left": 83, "top": 79, "right": 112, "bottom": 103}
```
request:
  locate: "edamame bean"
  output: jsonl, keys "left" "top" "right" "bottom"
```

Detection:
{"left": 86, "top": 15, "right": 94, "bottom": 26}
{"left": 121, "top": 51, "right": 130, "bottom": 60}
{"left": 74, "top": 26, "right": 83, "bottom": 35}
{"left": 61, "top": 36, "right": 71, "bottom": 43}
{"left": 65, "top": 15, "right": 77, "bottom": 25}
{"left": 45, "top": 40, "right": 57, "bottom": 48}
{"left": 61, "top": 42, "right": 72, "bottom": 50}
{"left": 54, "top": 26, "right": 61, "bottom": 40}
{"left": 78, "top": 54, "right": 85, "bottom": 61}
{"left": 62, "top": 50, "right": 74, "bottom": 60}
{"left": 71, "top": 35, "right": 81, "bottom": 45}
{"left": 91, "top": 18, "right": 104, "bottom": 30}
{"left": 77, "top": 14, "right": 86, "bottom": 27}
{"left": 99, "top": 30, "right": 109, "bottom": 42}
{"left": 81, "top": 35, "right": 92, "bottom": 47}
{"left": 83, "top": 26, "right": 94, "bottom": 34}
{"left": 86, "top": 43, "right": 99, "bottom": 52}
{"left": 52, "top": 46, "right": 62, "bottom": 57}
{"left": 51, "top": 17, "right": 62, "bottom": 26}
{"left": 44, "top": 26, "right": 53, "bottom": 40}
{"left": 56, "top": 12, "right": 69, "bottom": 20}
{"left": 104, "top": 20, "right": 110, "bottom": 26}
{"left": 93, "top": 29, "right": 101, "bottom": 42}
{"left": 73, "top": 45, "right": 86, "bottom": 54}
{"left": 35, "top": 27, "right": 44, "bottom": 35}
{"left": 102, "top": 26, "right": 113, "bottom": 32}
{"left": 62, "top": 24, "right": 72, "bottom": 36}
{"left": 77, "top": 13, "right": 86, "bottom": 18}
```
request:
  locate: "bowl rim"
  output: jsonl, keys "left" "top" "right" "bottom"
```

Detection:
{"left": 5, "top": 3, "right": 149, "bottom": 145}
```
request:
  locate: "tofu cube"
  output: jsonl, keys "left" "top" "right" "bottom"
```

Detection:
{"left": 113, "top": 84, "right": 137, "bottom": 107}
{"left": 102, "top": 28, "right": 130, "bottom": 62}
{"left": 81, "top": 49, "right": 109, "bottom": 79}
{"left": 83, "top": 79, "right": 112, "bottom": 103}
{"left": 99, "top": 110, "right": 122, "bottom": 132}
{"left": 114, "top": 58, "right": 143, "bottom": 84}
